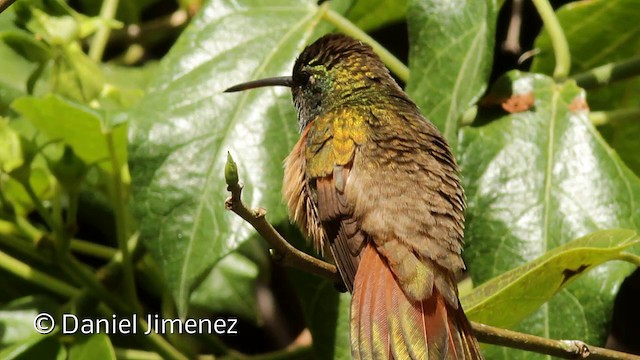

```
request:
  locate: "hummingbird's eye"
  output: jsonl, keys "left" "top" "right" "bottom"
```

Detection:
{"left": 299, "top": 70, "right": 311, "bottom": 87}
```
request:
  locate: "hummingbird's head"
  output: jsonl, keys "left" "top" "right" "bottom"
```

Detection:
{"left": 225, "top": 34, "right": 399, "bottom": 132}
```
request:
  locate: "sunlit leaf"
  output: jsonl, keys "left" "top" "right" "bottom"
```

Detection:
{"left": 462, "top": 229, "right": 639, "bottom": 327}
{"left": 406, "top": 0, "right": 497, "bottom": 147}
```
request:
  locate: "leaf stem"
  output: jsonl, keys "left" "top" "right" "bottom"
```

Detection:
{"left": 60, "top": 254, "right": 130, "bottom": 312}
{"left": 322, "top": 9, "right": 409, "bottom": 82}
{"left": 70, "top": 238, "right": 118, "bottom": 259}
{"left": 89, "top": 0, "right": 120, "bottom": 61}
{"left": 22, "top": 180, "right": 57, "bottom": 233}
{"left": 115, "top": 349, "right": 162, "bottom": 360}
{"left": 615, "top": 252, "right": 640, "bottom": 266}
{"left": 590, "top": 108, "right": 640, "bottom": 127}
{"left": 0, "top": 250, "right": 79, "bottom": 297}
{"left": 104, "top": 128, "right": 140, "bottom": 309}
{"left": 531, "top": 0, "right": 570, "bottom": 79}
{"left": 572, "top": 55, "right": 640, "bottom": 89}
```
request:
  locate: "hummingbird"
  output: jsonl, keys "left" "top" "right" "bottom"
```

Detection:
{"left": 225, "top": 33, "right": 483, "bottom": 359}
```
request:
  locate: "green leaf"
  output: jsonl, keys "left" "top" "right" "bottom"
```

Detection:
{"left": 50, "top": 42, "right": 104, "bottom": 103}
{"left": 0, "top": 117, "right": 24, "bottom": 173}
{"left": 0, "top": 296, "right": 63, "bottom": 360}
{"left": 459, "top": 71, "right": 640, "bottom": 358}
{"left": 1, "top": 31, "right": 51, "bottom": 63}
{"left": 0, "top": 296, "right": 59, "bottom": 347}
{"left": 68, "top": 333, "right": 116, "bottom": 360}
{"left": 289, "top": 266, "right": 351, "bottom": 360}
{"left": 11, "top": 95, "right": 127, "bottom": 174}
{"left": 346, "top": 0, "right": 406, "bottom": 31}
{"left": 461, "top": 229, "right": 639, "bottom": 327}
{"left": 531, "top": 0, "right": 640, "bottom": 111}
{"left": 0, "top": 14, "right": 40, "bottom": 113}
{"left": 128, "top": 0, "right": 337, "bottom": 317}
{"left": 406, "top": 0, "right": 497, "bottom": 148}
{"left": 190, "top": 237, "right": 269, "bottom": 323}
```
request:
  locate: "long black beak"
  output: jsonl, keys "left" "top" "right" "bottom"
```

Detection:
{"left": 224, "top": 76, "right": 293, "bottom": 92}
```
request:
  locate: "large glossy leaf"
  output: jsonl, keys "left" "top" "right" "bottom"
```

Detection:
{"left": 461, "top": 229, "right": 639, "bottom": 327}
{"left": 406, "top": 0, "right": 497, "bottom": 147}
{"left": 531, "top": 0, "right": 640, "bottom": 177}
{"left": 459, "top": 71, "right": 640, "bottom": 359}
{"left": 127, "top": 0, "right": 337, "bottom": 316}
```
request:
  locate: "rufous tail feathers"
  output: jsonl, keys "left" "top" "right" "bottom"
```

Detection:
{"left": 351, "top": 243, "right": 483, "bottom": 359}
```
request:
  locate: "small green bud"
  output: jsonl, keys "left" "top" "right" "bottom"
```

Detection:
{"left": 225, "top": 151, "right": 239, "bottom": 187}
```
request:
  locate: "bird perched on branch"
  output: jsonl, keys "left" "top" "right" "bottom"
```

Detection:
{"left": 226, "top": 33, "right": 483, "bottom": 360}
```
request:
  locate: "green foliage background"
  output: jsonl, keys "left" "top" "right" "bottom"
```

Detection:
{"left": 0, "top": 0, "right": 639, "bottom": 359}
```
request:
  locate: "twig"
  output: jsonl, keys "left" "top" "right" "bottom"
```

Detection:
{"left": 572, "top": 55, "right": 640, "bottom": 90}
{"left": 0, "top": 0, "right": 15, "bottom": 14}
{"left": 108, "top": 9, "right": 189, "bottom": 46}
{"left": 531, "top": 0, "right": 571, "bottom": 78}
{"left": 224, "top": 153, "right": 339, "bottom": 282}
{"left": 474, "top": 322, "right": 640, "bottom": 360}
{"left": 502, "top": 0, "right": 523, "bottom": 55}
{"left": 223, "top": 154, "right": 640, "bottom": 360}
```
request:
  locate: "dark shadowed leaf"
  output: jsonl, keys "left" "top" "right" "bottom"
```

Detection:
{"left": 289, "top": 267, "right": 351, "bottom": 360}
{"left": 127, "top": 0, "right": 338, "bottom": 316}
{"left": 190, "top": 237, "right": 270, "bottom": 323}
{"left": 406, "top": 0, "right": 497, "bottom": 147}
{"left": 459, "top": 71, "right": 640, "bottom": 359}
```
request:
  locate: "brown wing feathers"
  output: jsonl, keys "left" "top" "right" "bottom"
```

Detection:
{"left": 315, "top": 168, "right": 363, "bottom": 292}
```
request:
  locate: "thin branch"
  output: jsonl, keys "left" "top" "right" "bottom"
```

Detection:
{"left": 502, "top": 0, "right": 523, "bottom": 55}
{"left": 474, "top": 322, "right": 640, "bottom": 360}
{"left": 531, "top": 0, "right": 571, "bottom": 78}
{"left": 108, "top": 9, "right": 189, "bottom": 47}
{"left": 223, "top": 154, "right": 640, "bottom": 360}
{"left": 572, "top": 55, "right": 640, "bottom": 90}
{"left": 0, "top": 0, "right": 15, "bottom": 14}
{"left": 224, "top": 153, "right": 339, "bottom": 282}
